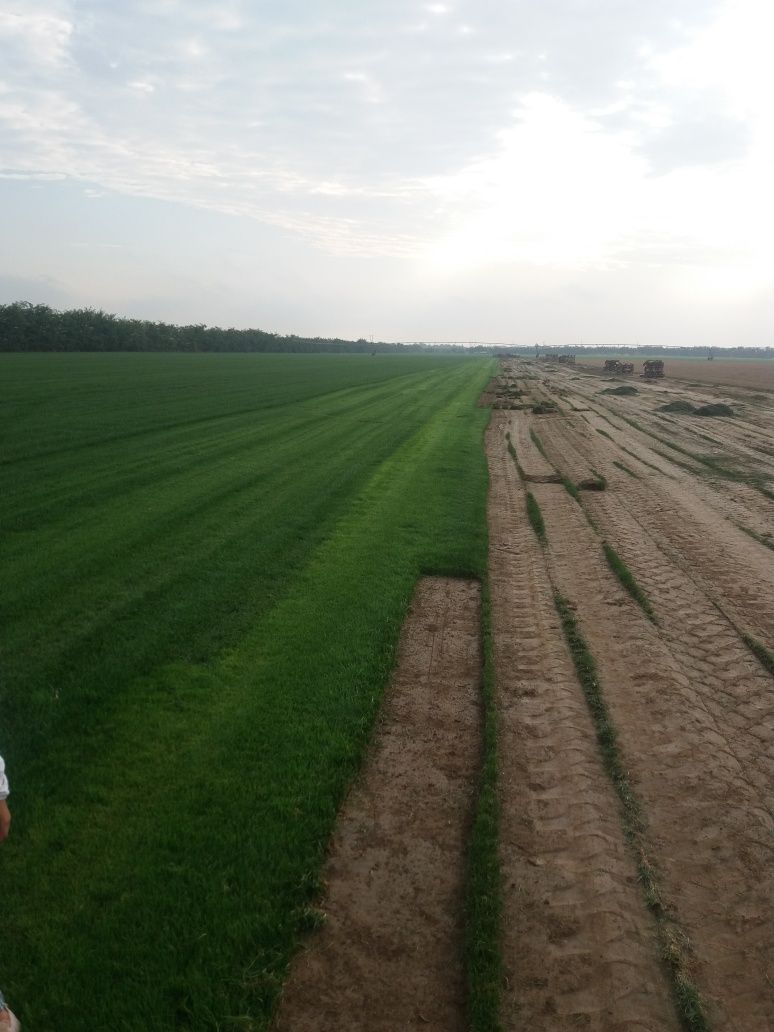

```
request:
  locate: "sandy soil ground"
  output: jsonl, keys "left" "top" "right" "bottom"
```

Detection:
{"left": 273, "top": 577, "right": 481, "bottom": 1032}
{"left": 574, "top": 356, "right": 774, "bottom": 390}
{"left": 487, "top": 415, "right": 678, "bottom": 1031}
{"left": 496, "top": 357, "right": 774, "bottom": 1029}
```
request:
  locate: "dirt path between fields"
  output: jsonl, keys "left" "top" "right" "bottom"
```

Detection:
{"left": 487, "top": 413, "right": 678, "bottom": 1032}
{"left": 535, "top": 385, "right": 774, "bottom": 648}
{"left": 273, "top": 576, "right": 481, "bottom": 1032}
{"left": 502, "top": 360, "right": 774, "bottom": 1029}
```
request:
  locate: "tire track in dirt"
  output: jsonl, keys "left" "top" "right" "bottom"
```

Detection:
{"left": 583, "top": 486, "right": 774, "bottom": 797}
{"left": 534, "top": 476, "right": 774, "bottom": 1031}
{"left": 550, "top": 364, "right": 774, "bottom": 487}
{"left": 274, "top": 577, "right": 481, "bottom": 1032}
{"left": 535, "top": 413, "right": 605, "bottom": 485}
{"left": 509, "top": 411, "right": 557, "bottom": 480}
{"left": 720, "top": 481, "right": 774, "bottom": 536}
{"left": 675, "top": 418, "right": 774, "bottom": 476}
{"left": 487, "top": 414, "right": 677, "bottom": 1032}
{"left": 582, "top": 414, "right": 682, "bottom": 480}
{"left": 591, "top": 477, "right": 774, "bottom": 647}
{"left": 535, "top": 403, "right": 774, "bottom": 648}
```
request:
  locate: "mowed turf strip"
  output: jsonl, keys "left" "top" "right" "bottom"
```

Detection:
{"left": 275, "top": 577, "right": 482, "bottom": 1032}
{"left": 0, "top": 352, "right": 493, "bottom": 1031}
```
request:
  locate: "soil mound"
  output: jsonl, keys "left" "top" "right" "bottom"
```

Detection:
{"left": 659, "top": 400, "right": 696, "bottom": 414}
{"left": 695, "top": 403, "right": 734, "bottom": 416}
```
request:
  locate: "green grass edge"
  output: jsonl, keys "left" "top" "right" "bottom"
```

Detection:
{"left": 526, "top": 491, "right": 546, "bottom": 544}
{"left": 602, "top": 541, "right": 657, "bottom": 623}
{"left": 561, "top": 476, "right": 581, "bottom": 502}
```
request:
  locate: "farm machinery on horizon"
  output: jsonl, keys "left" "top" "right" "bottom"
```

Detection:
{"left": 642, "top": 359, "right": 665, "bottom": 378}
{"left": 602, "top": 358, "right": 665, "bottom": 378}
{"left": 604, "top": 359, "right": 635, "bottom": 375}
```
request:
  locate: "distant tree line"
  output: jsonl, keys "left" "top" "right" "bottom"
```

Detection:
{"left": 1, "top": 301, "right": 772, "bottom": 357}
{"left": 0, "top": 302, "right": 410, "bottom": 354}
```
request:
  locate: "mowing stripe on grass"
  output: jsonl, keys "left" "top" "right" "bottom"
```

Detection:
{"left": 602, "top": 542, "right": 657, "bottom": 623}
{"left": 553, "top": 594, "right": 710, "bottom": 1032}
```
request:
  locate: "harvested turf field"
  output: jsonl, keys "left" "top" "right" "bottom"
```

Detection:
{"left": 0, "top": 352, "right": 493, "bottom": 1031}
{"left": 5, "top": 348, "right": 774, "bottom": 1032}
{"left": 486, "top": 356, "right": 774, "bottom": 1030}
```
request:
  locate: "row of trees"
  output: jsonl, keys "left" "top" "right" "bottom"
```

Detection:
{"left": 2, "top": 301, "right": 772, "bottom": 357}
{"left": 0, "top": 302, "right": 408, "bottom": 354}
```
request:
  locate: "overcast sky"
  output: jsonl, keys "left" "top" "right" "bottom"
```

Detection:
{"left": 1, "top": 0, "right": 772, "bottom": 345}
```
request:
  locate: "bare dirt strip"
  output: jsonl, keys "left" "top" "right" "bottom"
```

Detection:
{"left": 536, "top": 479, "right": 774, "bottom": 1031}
{"left": 500, "top": 358, "right": 774, "bottom": 1030}
{"left": 487, "top": 412, "right": 678, "bottom": 1032}
{"left": 534, "top": 367, "right": 774, "bottom": 645}
{"left": 273, "top": 577, "right": 481, "bottom": 1032}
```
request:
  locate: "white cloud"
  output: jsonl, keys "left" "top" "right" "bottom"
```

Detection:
{"left": 0, "top": 168, "right": 66, "bottom": 180}
{"left": 651, "top": 0, "right": 774, "bottom": 121}
{"left": 342, "top": 69, "right": 384, "bottom": 104}
{"left": 420, "top": 94, "right": 647, "bottom": 272}
{"left": 2, "top": 0, "right": 774, "bottom": 338}
{"left": 417, "top": 83, "right": 774, "bottom": 305}
{"left": 0, "top": 7, "right": 73, "bottom": 66}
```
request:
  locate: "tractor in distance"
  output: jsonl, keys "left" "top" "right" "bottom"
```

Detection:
{"left": 604, "top": 359, "right": 635, "bottom": 374}
{"left": 643, "top": 359, "right": 665, "bottom": 378}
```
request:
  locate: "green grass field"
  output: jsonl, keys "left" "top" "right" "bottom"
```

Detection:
{"left": 0, "top": 352, "right": 494, "bottom": 1030}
